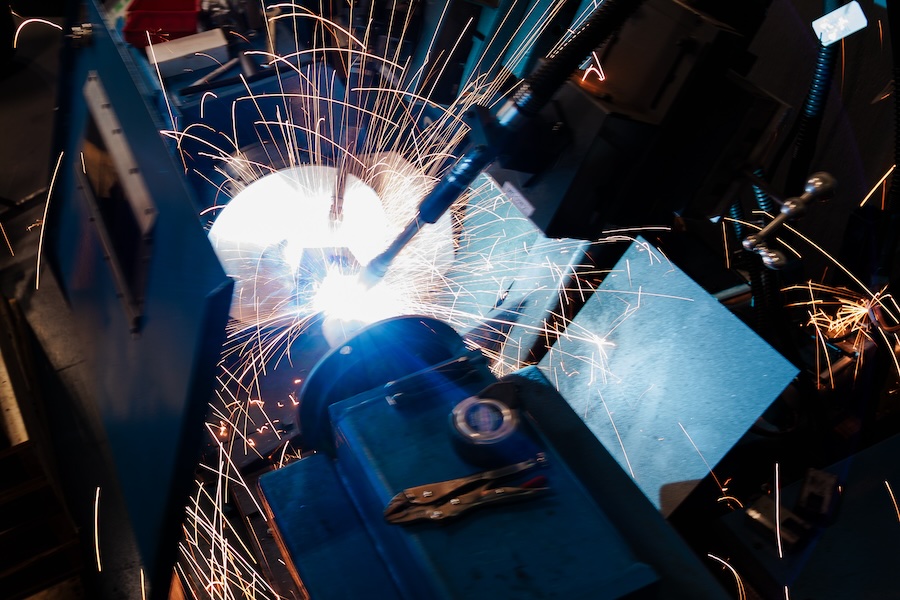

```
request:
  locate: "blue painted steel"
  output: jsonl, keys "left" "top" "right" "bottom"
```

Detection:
{"left": 508, "top": 366, "right": 731, "bottom": 598}
{"left": 48, "top": 0, "right": 233, "bottom": 592}
{"left": 299, "top": 317, "right": 472, "bottom": 453}
{"left": 270, "top": 316, "right": 663, "bottom": 599}
{"left": 258, "top": 453, "right": 403, "bottom": 599}
{"left": 330, "top": 377, "right": 658, "bottom": 599}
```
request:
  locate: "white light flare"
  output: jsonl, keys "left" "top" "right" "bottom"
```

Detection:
{"left": 311, "top": 271, "right": 398, "bottom": 318}
{"left": 208, "top": 159, "right": 455, "bottom": 344}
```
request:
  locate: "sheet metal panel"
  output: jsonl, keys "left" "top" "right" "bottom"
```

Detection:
{"left": 540, "top": 237, "right": 798, "bottom": 513}
{"left": 47, "top": 0, "right": 233, "bottom": 593}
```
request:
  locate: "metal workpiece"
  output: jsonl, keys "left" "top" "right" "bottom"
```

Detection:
{"left": 264, "top": 316, "right": 668, "bottom": 599}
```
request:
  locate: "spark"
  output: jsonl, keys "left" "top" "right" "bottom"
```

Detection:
{"left": 724, "top": 214, "right": 803, "bottom": 260}
{"left": 200, "top": 92, "right": 218, "bottom": 119}
{"left": 0, "top": 222, "right": 13, "bottom": 257}
{"left": 780, "top": 221, "right": 900, "bottom": 377}
{"left": 94, "top": 486, "right": 102, "bottom": 572}
{"left": 145, "top": 33, "right": 178, "bottom": 130}
{"left": 860, "top": 164, "right": 895, "bottom": 207}
{"left": 13, "top": 18, "right": 62, "bottom": 48}
{"left": 707, "top": 554, "right": 746, "bottom": 600}
{"left": 722, "top": 219, "right": 729, "bottom": 270}
{"left": 678, "top": 422, "right": 743, "bottom": 507}
{"left": 775, "top": 462, "right": 784, "bottom": 559}
{"left": 141, "top": 569, "right": 147, "bottom": 600}
{"left": 886, "top": 480, "right": 900, "bottom": 523}
{"left": 599, "top": 391, "right": 635, "bottom": 479}
{"left": 178, "top": 426, "right": 280, "bottom": 599}
{"left": 35, "top": 151, "right": 64, "bottom": 290}
{"left": 194, "top": 52, "right": 226, "bottom": 66}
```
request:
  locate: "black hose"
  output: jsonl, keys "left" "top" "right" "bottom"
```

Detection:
{"left": 784, "top": 39, "right": 837, "bottom": 194}
{"left": 752, "top": 168, "right": 776, "bottom": 214}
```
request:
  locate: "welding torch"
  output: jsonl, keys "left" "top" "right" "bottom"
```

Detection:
{"left": 359, "top": 0, "right": 645, "bottom": 288}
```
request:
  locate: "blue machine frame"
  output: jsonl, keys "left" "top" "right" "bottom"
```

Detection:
{"left": 260, "top": 316, "right": 732, "bottom": 599}
{"left": 47, "top": 0, "right": 233, "bottom": 594}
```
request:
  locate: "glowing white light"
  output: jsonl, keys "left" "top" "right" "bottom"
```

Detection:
{"left": 208, "top": 160, "right": 455, "bottom": 327}
{"left": 313, "top": 270, "right": 403, "bottom": 323}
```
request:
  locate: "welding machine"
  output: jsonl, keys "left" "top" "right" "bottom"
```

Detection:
{"left": 259, "top": 315, "right": 730, "bottom": 599}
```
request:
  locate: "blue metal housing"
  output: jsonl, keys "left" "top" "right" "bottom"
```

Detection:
{"left": 47, "top": 0, "right": 233, "bottom": 591}
{"left": 260, "top": 316, "right": 730, "bottom": 599}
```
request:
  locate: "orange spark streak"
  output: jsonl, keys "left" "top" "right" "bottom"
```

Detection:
{"left": 35, "top": 151, "right": 64, "bottom": 290}
{"left": 599, "top": 392, "right": 635, "bottom": 478}
{"left": 146, "top": 33, "right": 177, "bottom": 130}
{"left": 885, "top": 480, "right": 900, "bottom": 523}
{"left": 860, "top": 165, "right": 895, "bottom": 207}
{"left": 581, "top": 51, "right": 606, "bottom": 82}
{"left": 678, "top": 422, "right": 725, "bottom": 492}
{"left": 0, "top": 223, "right": 13, "bottom": 257}
{"left": 722, "top": 220, "right": 730, "bottom": 270}
{"left": 775, "top": 462, "right": 784, "bottom": 559}
{"left": 94, "top": 486, "right": 102, "bottom": 572}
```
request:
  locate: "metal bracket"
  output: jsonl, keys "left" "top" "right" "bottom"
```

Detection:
{"left": 77, "top": 71, "right": 157, "bottom": 333}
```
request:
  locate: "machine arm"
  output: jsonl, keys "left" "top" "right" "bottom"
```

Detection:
{"left": 359, "top": 0, "right": 645, "bottom": 287}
